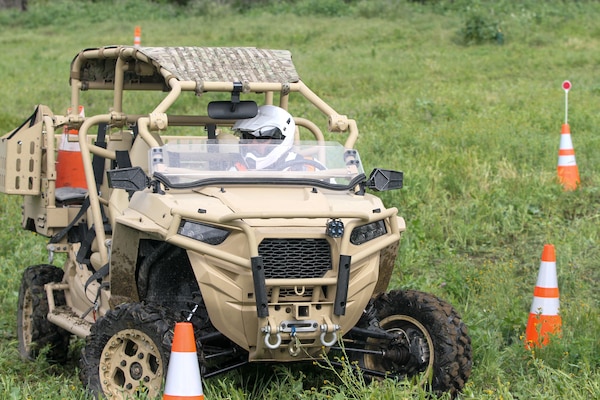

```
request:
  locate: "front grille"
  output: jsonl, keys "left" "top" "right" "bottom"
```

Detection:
{"left": 269, "top": 287, "right": 314, "bottom": 299}
{"left": 258, "top": 239, "right": 332, "bottom": 279}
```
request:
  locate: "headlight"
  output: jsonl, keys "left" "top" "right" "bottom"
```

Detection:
{"left": 350, "top": 220, "right": 387, "bottom": 245}
{"left": 326, "top": 218, "right": 344, "bottom": 238}
{"left": 178, "top": 220, "right": 230, "bottom": 245}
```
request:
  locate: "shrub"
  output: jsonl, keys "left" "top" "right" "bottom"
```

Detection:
{"left": 459, "top": 9, "right": 503, "bottom": 45}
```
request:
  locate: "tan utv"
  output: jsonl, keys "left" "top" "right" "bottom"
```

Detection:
{"left": 1, "top": 46, "right": 471, "bottom": 398}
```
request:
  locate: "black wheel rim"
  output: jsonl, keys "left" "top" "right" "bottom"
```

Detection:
{"left": 363, "top": 315, "right": 434, "bottom": 386}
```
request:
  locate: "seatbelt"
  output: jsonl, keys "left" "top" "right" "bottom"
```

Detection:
{"left": 92, "top": 123, "right": 108, "bottom": 186}
{"left": 81, "top": 263, "right": 110, "bottom": 320}
{"left": 49, "top": 196, "right": 90, "bottom": 244}
{"left": 84, "top": 263, "right": 110, "bottom": 293}
{"left": 115, "top": 150, "right": 132, "bottom": 168}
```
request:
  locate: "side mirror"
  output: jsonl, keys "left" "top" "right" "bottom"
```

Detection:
{"left": 207, "top": 101, "right": 258, "bottom": 120}
{"left": 365, "top": 168, "right": 403, "bottom": 191}
{"left": 107, "top": 167, "right": 149, "bottom": 192}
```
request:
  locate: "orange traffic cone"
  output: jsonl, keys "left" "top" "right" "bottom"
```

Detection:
{"left": 163, "top": 322, "right": 204, "bottom": 399}
{"left": 557, "top": 123, "right": 580, "bottom": 191}
{"left": 525, "top": 244, "right": 562, "bottom": 349}
{"left": 134, "top": 26, "right": 141, "bottom": 47}
{"left": 56, "top": 106, "right": 87, "bottom": 189}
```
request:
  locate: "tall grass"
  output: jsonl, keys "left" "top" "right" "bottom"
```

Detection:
{"left": 0, "top": 0, "right": 598, "bottom": 398}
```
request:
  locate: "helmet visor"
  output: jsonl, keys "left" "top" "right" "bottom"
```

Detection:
{"left": 240, "top": 126, "right": 284, "bottom": 140}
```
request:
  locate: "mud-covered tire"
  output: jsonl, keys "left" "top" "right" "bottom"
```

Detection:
{"left": 17, "top": 264, "right": 71, "bottom": 363}
{"left": 79, "top": 302, "right": 177, "bottom": 399}
{"left": 352, "top": 289, "right": 472, "bottom": 396}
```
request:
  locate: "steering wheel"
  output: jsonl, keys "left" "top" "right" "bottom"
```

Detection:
{"left": 279, "top": 158, "right": 326, "bottom": 171}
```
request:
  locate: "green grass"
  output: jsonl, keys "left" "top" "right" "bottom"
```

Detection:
{"left": 1, "top": 0, "right": 599, "bottom": 398}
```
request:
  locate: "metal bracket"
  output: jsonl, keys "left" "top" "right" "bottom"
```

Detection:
{"left": 230, "top": 82, "right": 243, "bottom": 111}
{"left": 334, "top": 254, "right": 351, "bottom": 316}
{"left": 251, "top": 256, "right": 269, "bottom": 318}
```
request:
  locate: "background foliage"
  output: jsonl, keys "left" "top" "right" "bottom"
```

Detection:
{"left": 0, "top": 0, "right": 598, "bottom": 399}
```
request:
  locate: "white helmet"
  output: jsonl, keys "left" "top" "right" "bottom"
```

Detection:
{"left": 233, "top": 105, "right": 296, "bottom": 169}
{"left": 233, "top": 105, "right": 295, "bottom": 140}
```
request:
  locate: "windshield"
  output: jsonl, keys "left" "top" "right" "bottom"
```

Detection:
{"left": 150, "top": 141, "right": 365, "bottom": 189}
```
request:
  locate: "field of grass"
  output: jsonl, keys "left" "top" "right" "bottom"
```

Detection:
{"left": 0, "top": 0, "right": 598, "bottom": 399}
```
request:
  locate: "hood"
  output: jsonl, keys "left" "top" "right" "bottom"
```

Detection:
{"left": 193, "top": 186, "right": 384, "bottom": 226}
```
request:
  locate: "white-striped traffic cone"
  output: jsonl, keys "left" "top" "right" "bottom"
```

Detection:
{"left": 134, "top": 26, "right": 141, "bottom": 47}
{"left": 525, "top": 244, "right": 562, "bottom": 349}
{"left": 557, "top": 123, "right": 580, "bottom": 191}
{"left": 163, "top": 322, "right": 204, "bottom": 399}
{"left": 56, "top": 106, "right": 87, "bottom": 189}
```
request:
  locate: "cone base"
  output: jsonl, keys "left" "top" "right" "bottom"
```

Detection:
{"left": 557, "top": 165, "right": 580, "bottom": 191}
{"left": 525, "top": 313, "right": 562, "bottom": 348}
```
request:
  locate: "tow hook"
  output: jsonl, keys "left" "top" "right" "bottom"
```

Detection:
{"left": 288, "top": 328, "right": 302, "bottom": 357}
{"left": 262, "top": 324, "right": 282, "bottom": 350}
{"left": 320, "top": 323, "right": 340, "bottom": 347}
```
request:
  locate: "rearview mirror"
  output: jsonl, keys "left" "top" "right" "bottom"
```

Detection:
{"left": 208, "top": 101, "right": 258, "bottom": 120}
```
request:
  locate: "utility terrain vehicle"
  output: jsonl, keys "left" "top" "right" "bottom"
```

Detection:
{"left": 1, "top": 46, "right": 471, "bottom": 398}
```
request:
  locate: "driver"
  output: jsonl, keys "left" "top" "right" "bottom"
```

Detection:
{"left": 232, "top": 105, "right": 296, "bottom": 170}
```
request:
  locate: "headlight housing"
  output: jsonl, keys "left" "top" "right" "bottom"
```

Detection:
{"left": 350, "top": 220, "right": 387, "bottom": 245}
{"left": 178, "top": 220, "right": 230, "bottom": 245}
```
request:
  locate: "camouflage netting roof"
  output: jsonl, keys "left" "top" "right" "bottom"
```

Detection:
{"left": 137, "top": 46, "right": 300, "bottom": 84}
